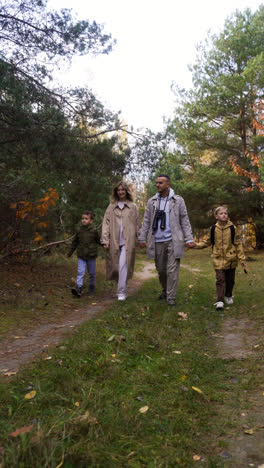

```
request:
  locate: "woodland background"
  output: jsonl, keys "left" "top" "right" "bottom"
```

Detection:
{"left": 1, "top": 0, "right": 264, "bottom": 260}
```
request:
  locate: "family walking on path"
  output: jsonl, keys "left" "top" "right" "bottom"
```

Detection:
{"left": 69, "top": 175, "right": 246, "bottom": 310}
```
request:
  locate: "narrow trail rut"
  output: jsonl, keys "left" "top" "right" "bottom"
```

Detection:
{"left": 215, "top": 317, "right": 264, "bottom": 467}
{"left": 0, "top": 262, "right": 156, "bottom": 373}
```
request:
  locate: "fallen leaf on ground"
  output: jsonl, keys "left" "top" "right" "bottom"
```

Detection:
{"left": 127, "top": 451, "right": 135, "bottom": 458}
{"left": 108, "top": 335, "right": 115, "bottom": 342}
{"left": 92, "top": 303, "right": 97, "bottom": 305}
{"left": 10, "top": 424, "right": 34, "bottom": 437}
{"left": 75, "top": 402, "right": 80, "bottom": 407}
{"left": 172, "top": 350, "right": 181, "bottom": 354}
{"left": 44, "top": 356, "right": 52, "bottom": 360}
{"left": 192, "top": 386, "right": 203, "bottom": 394}
{"left": 139, "top": 406, "right": 149, "bottom": 414}
{"left": 180, "top": 375, "right": 187, "bottom": 381}
{"left": 111, "top": 354, "right": 116, "bottom": 358}
{"left": 24, "top": 390, "right": 36, "bottom": 400}
{"left": 193, "top": 454, "right": 201, "bottom": 461}
{"left": 178, "top": 312, "right": 188, "bottom": 320}
{"left": 244, "top": 428, "right": 254, "bottom": 435}
{"left": 71, "top": 410, "right": 97, "bottom": 424}
{"left": 211, "top": 333, "right": 224, "bottom": 338}
{"left": 188, "top": 285, "right": 193, "bottom": 289}
{"left": 14, "top": 283, "right": 20, "bottom": 287}
{"left": 3, "top": 370, "right": 18, "bottom": 377}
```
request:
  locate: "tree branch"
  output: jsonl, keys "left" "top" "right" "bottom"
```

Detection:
{"left": 0, "top": 237, "right": 74, "bottom": 262}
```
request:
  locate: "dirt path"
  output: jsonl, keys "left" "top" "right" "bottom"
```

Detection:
{"left": 0, "top": 262, "right": 156, "bottom": 373}
{"left": 215, "top": 317, "right": 264, "bottom": 467}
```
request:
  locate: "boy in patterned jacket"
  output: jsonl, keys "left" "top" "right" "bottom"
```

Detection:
{"left": 193, "top": 206, "right": 246, "bottom": 310}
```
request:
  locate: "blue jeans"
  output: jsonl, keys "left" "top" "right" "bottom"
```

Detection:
{"left": 76, "top": 257, "right": 96, "bottom": 289}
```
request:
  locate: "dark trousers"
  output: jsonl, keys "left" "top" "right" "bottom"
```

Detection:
{"left": 215, "top": 268, "right": 236, "bottom": 302}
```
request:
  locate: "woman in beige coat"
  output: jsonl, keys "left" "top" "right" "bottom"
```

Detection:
{"left": 101, "top": 181, "right": 141, "bottom": 300}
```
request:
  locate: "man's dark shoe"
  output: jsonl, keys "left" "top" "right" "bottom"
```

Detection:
{"left": 72, "top": 285, "right": 81, "bottom": 298}
{"left": 159, "top": 291, "right": 167, "bottom": 300}
{"left": 88, "top": 285, "right": 95, "bottom": 295}
{"left": 167, "top": 299, "right": 175, "bottom": 306}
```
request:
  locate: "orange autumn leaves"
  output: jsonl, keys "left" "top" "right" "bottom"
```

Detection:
{"left": 229, "top": 98, "right": 264, "bottom": 192}
{"left": 10, "top": 188, "right": 59, "bottom": 244}
{"left": 229, "top": 156, "right": 264, "bottom": 192}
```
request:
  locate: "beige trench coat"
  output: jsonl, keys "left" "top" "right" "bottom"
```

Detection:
{"left": 101, "top": 201, "right": 141, "bottom": 281}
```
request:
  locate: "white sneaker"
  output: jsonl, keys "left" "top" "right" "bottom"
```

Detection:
{"left": 117, "top": 294, "right": 126, "bottom": 301}
{"left": 214, "top": 301, "right": 224, "bottom": 310}
{"left": 224, "top": 296, "right": 234, "bottom": 305}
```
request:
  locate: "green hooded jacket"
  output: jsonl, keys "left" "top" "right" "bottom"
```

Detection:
{"left": 68, "top": 225, "right": 100, "bottom": 259}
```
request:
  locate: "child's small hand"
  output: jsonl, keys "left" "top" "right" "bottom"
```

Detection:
{"left": 241, "top": 262, "right": 246, "bottom": 268}
{"left": 104, "top": 244, "right": 109, "bottom": 250}
{"left": 187, "top": 241, "right": 196, "bottom": 248}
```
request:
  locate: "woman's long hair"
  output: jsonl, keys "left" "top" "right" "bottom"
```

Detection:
{"left": 111, "top": 181, "right": 134, "bottom": 202}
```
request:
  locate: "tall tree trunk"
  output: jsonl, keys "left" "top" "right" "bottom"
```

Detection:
{"left": 255, "top": 223, "right": 264, "bottom": 249}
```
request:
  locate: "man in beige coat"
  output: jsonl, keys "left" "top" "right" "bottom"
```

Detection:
{"left": 101, "top": 182, "right": 141, "bottom": 300}
{"left": 139, "top": 174, "right": 195, "bottom": 306}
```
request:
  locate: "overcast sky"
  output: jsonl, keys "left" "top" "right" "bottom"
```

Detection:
{"left": 51, "top": 0, "right": 264, "bottom": 132}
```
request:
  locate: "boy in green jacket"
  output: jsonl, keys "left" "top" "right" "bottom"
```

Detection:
{"left": 68, "top": 211, "right": 100, "bottom": 297}
{"left": 193, "top": 206, "right": 246, "bottom": 311}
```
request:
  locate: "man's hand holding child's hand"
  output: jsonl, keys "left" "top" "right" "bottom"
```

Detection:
{"left": 187, "top": 241, "right": 196, "bottom": 248}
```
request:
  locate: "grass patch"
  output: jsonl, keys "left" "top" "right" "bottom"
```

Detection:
{"left": 0, "top": 252, "right": 113, "bottom": 336}
{"left": 0, "top": 249, "right": 264, "bottom": 466}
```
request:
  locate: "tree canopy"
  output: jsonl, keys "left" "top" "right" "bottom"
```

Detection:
{"left": 0, "top": 0, "right": 132, "bottom": 257}
{"left": 159, "top": 6, "right": 264, "bottom": 247}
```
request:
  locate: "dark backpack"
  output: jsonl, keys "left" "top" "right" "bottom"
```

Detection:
{"left": 210, "top": 224, "right": 235, "bottom": 246}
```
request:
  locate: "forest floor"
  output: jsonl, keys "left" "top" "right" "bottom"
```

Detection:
{"left": 0, "top": 256, "right": 156, "bottom": 372}
{"left": 0, "top": 249, "right": 264, "bottom": 467}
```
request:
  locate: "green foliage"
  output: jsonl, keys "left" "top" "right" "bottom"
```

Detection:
{"left": 0, "top": 1, "right": 131, "bottom": 254}
{"left": 0, "top": 0, "right": 115, "bottom": 80}
{"left": 165, "top": 6, "right": 264, "bottom": 246}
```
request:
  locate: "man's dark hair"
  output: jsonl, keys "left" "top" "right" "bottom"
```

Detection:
{"left": 82, "top": 210, "right": 94, "bottom": 219}
{"left": 157, "top": 174, "right": 170, "bottom": 182}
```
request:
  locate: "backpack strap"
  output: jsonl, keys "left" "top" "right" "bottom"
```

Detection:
{"left": 230, "top": 225, "right": 235, "bottom": 245}
{"left": 210, "top": 224, "right": 216, "bottom": 246}
{"left": 210, "top": 224, "right": 235, "bottom": 246}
